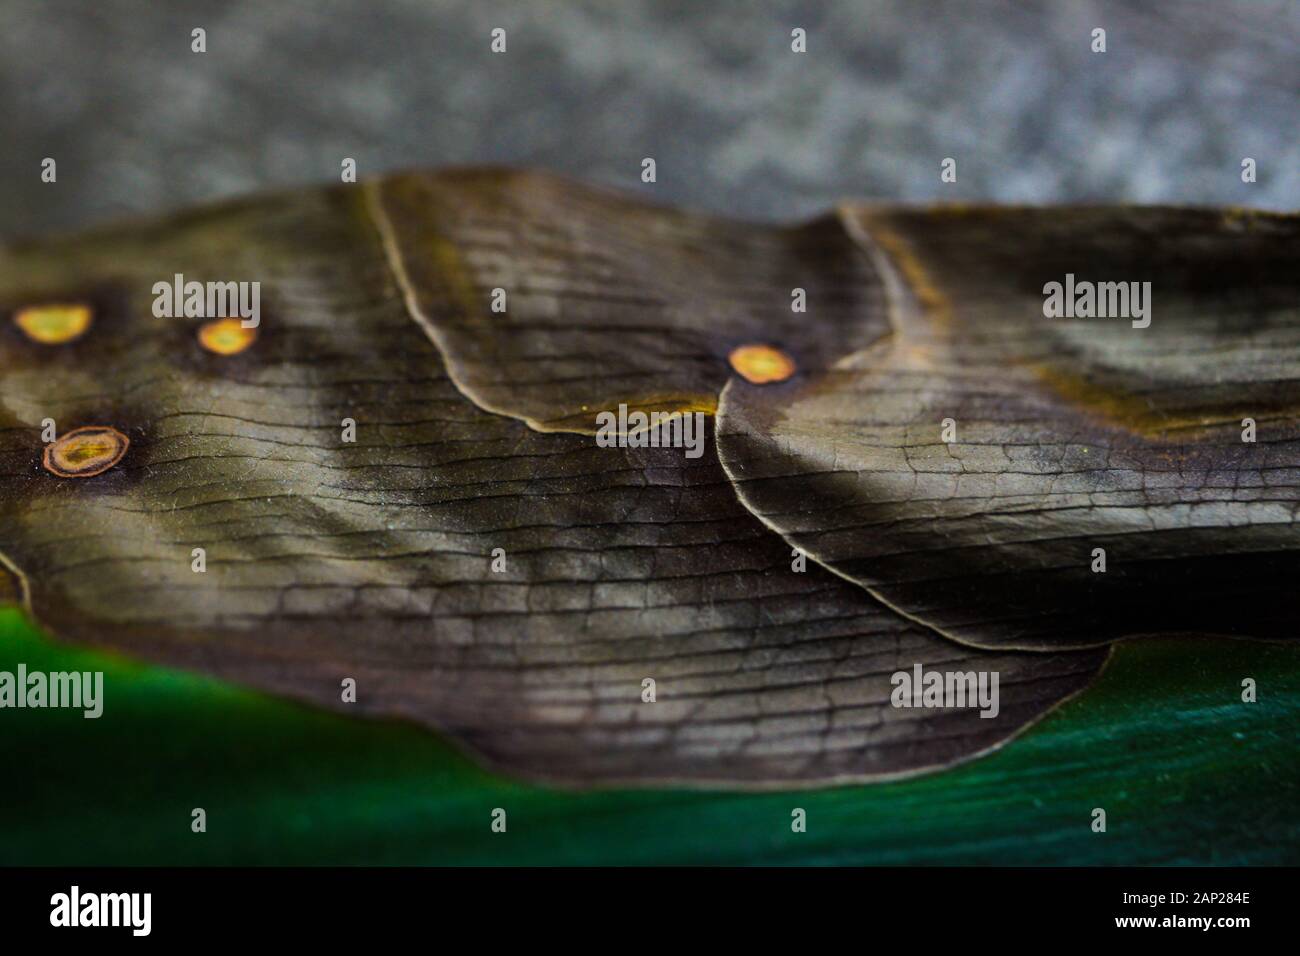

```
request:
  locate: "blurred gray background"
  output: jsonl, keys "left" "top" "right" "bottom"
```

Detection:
{"left": 1, "top": 0, "right": 1296, "bottom": 239}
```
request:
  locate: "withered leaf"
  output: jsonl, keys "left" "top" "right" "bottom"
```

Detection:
{"left": 718, "top": 205, "right": 1300, "bottom": 650}
{"left": 0, "top": 180, "right": 1108, "bottom": 787}
{"left": 366, "top": 169, "right": 890, "bottom": 432}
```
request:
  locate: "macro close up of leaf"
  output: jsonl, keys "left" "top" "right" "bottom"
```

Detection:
{"left": 720, "top": 205, "right": 1300, "bottom": 650}
{"left": 1, "top": 170, "right": 1295, "bottom": 787}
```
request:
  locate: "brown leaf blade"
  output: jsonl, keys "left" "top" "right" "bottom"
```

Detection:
{"left": 0, "top": 182, "right": 1106, "bottom": 786}
{"left": 367, "top": 169, "right": 891, "bottom": 432}
{"left": 718, "top": 206, "right": 1300, "bottom": 650}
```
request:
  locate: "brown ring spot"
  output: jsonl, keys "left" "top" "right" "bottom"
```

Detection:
{"left": 43, "top": 425, "right": 130, "bottom": 478}
{"left": 198, "top": 317, "right": 258, "bottom": 355}
{"left": 13, "top": 303, "right": 93, "bottom": 345}
{"left": 728, "top": 344, "right": 797, "bottom": 384}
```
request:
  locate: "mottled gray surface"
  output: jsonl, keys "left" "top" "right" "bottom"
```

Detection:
{"left": 1, "top": 0, "right": 1296, "bottom": 238}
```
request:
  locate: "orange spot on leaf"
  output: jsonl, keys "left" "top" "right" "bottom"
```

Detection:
{"left": 13, "top": 303, "right": 93, "bottom": 345}
{"left": 198, "top": 318, "right": 258, "bottom": 355}
{"left": 43, "top": 425, "right": 130, "bottom": 478}
{"left": 728, "top": 344, "right": 796, "bottom": 384}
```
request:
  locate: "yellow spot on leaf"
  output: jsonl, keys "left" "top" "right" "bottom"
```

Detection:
{"left": 198, "top": 318, "right": 257, "bottom": 355}
{"left": 543, "top": 394, "right": 716, "bottom": 433}
{"left": 13, "top": 303, "right": 92, "bottom": 345}
{"left": 729, "top": 344, "right": 796, "bottom": 384}
{"left": 43, "top": 425, "right": 130, "bottom": 478}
